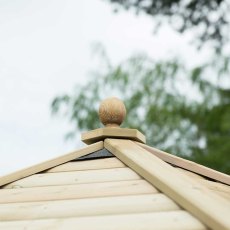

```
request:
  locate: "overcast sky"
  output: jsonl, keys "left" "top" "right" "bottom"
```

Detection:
{"left": 0, "top": 0, "right": 211, "bottom": 175}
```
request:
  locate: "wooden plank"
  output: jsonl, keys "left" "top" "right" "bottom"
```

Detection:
{"left": 0, "top": 211, "right": 207, "bottom": 230}
{"left": 82, "top": 127, "right": 146, "bottom": 144}
{"left": 105, "top": 139, "right": 230, "bottom": 230}
{"left": 47, "top": 158, "right": 126, "bottom": 173}
{"left": 4, "top": 168, "right": 141, "bottom": 189}
{"left": 199, "top": 180, "right": 230, "bottom": 200}
{"left": 0, "top": 142, "right": 103, "bottom": 187}
{"left": 0, "top": 180, "right": 158, "bottom": 204}
{"left": 0, "top": 193, "right": 180, "bottom": 221}
{"left": 175, "top": 167, "right": 205, "bottom": 180}
{"left": 175, "top": 168, "right": 230, "bottom": 200}
{"left": 137, "top": 142, "right": 230, "bottom": 185}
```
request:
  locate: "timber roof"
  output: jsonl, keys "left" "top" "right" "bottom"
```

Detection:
{"left": 0, "top": 97, "right": 229, "bottom": 230}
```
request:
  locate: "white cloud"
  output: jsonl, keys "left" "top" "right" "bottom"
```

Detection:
{"left": 0, "top": 0, "right": 210, "bottom": 175}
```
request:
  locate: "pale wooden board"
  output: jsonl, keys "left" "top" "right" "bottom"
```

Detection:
{"left": 81, "top": 127, "right": 146, "bottom": 144}
{"left": 46, "top": 158, "right": 126, "bottom": 173}
{"left": 105, "top": 139, "right": 230, "bottom": 230}
{"left": 0, "top": 142, "right": 103, "bottom": 187}
{"left": 175, "top": 167, "right": 205, "bottom": 180}
{"left": 0, "top": 193, "right": 180, "bottom": 221}
{"left": 0, "top": 180, "right": 158, "bottom": 204}
{"left": 138, "top": 142, "right": 230, "bottom": 185}
{"left": 0, "top": 211, "right": 207, "bottom": 230}
{"left": 4, "top": 168, "right": 141, "bottom": 189}
{"left": 175, "top": 167, "right": 230, "bottom": 200}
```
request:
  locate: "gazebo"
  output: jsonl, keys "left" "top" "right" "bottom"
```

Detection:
{"left": 0, "top": 97, "right": 229, "bottom": 230}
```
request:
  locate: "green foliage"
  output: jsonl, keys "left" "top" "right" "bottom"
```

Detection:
{"left": 107, "top": 0, "right": 230, "bottom": 51}
{"left": 51, "top": 50, "right": 230, "bottom": 174}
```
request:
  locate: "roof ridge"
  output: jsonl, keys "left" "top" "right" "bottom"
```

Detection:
{"left": 0, "top": 142, "right": 103, "bottom": 187}
{"left": 137, "top": 142, "right": 230, "bottom": 186}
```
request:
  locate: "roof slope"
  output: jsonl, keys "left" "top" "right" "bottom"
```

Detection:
{"left": 0, "top": 97, "right": 229, "bottom": 230}
{"left": 0, "top": 139, "right": 229, "bottom": 230}
{"left": 0, "top": 145, "right": 207, "bottom": 230}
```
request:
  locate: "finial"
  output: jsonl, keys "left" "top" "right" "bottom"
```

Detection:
{"left": 81, "top": 97, "right": 145, "bottom": 144}
{"left": 99, "top": 97, "right": 126, "bottom": 127}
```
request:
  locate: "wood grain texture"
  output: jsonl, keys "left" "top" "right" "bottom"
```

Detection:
{"left": 105, "top": 139, "right": 230, "bottom": 230}
{"left": 0, "top": 180, "right": 158, "bottom": 204}
{"left": 175, "top": 167, "right": 230, "bottom": 200}
{"left": 3, "top": 168, "right": 141, "bottom": 189}
{"left": 99, "top": 97, "right": 126, "bottom": 127}
{"left": 0, "top": 211, "right": 207, "bottom": 230}
{"left": 137, "top": 142, "right": 230, "bottom": 185}
{"left": 175, "top": 167, "right": 205, "bottom": 180}
{"left": 0, "top": 194, "right": 180, "bottom": 221}
{"left": 81, "top": 127, "right": 146, "bottom": 144}
{"left": 46, "top": 158, "right": 126, "bottom": 173}
{"left": 0, "top": 142, "right": 103, "bottom": 187}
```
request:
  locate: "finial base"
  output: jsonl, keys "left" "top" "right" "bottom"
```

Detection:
{"left": 81, "top": 127, "right": 146, "bottom": 145}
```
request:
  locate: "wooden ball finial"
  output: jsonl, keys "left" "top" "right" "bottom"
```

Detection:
{"left": 99, "top": 97, "right": 126, "bottom": 127}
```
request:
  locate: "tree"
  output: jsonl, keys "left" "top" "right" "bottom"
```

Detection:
{"left": 107, "top": 0, "right": 230, "bottom": 51}
{"left": 51, "top": 48, "right": 230, "bottom": 174}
